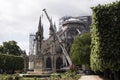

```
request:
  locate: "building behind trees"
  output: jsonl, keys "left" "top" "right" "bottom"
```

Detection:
{"left": 29, "top": 16, "right": 91, "bottom": 73}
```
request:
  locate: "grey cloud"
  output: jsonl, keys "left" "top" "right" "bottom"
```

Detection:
{"left": 0, "top": 0, "right": 116, "bottom": 53}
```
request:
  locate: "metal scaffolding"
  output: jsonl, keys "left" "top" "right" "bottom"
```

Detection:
{"left": 29, "top": 34, "right": 36, "bottom": 55}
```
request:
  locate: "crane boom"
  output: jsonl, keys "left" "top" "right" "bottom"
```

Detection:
{"left": 43, "top": 9, "right": 53, "bottom": 27}
{"left": 42, "top": 9, "right": 72, "bottom": 66}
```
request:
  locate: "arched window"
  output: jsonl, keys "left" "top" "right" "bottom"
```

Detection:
{"left": 46, "top": 57, "right": 52, "bottom": 68}
{"left": 56, "top": 57, "right": 63, "bottom": 69}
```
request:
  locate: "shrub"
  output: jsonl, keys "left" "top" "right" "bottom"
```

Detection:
{"left": 0, "top": 54, "right": 24, "bottom": 74}
{"left": 49, "top": 70, "right": 80, "bottom": 80}
{"left": 5, "top": 75, "right": 13, "bottom": 80}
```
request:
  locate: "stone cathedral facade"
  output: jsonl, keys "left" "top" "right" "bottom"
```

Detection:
{"left": 31, "top": 16, "right": 91, "bottom": 74}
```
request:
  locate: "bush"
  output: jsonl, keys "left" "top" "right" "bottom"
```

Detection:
{"left": 49, "top": 70, "right": 80, "bottom": 80}
{"left": 14, "top": 74, "right": 21, "bottom": 80}
{"left": 0, "top": 54, "right": 24, "bottom": 74}
{"left": 5, "top": 75, "right": 13, "bottom": 80}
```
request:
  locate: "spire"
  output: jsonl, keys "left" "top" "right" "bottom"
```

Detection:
{"left": 37, "top": 16, "right": 43, "bottom": 39}
{"left": 35, "top": 16, "right": 44, "bottom": 56}
{"left": 53, "top": 22, "right": 56, "bottom": 42}
{"left": 38, "top": 16, "right": 42, "bottom": 32}
{"left": 53, "top": 22, "right": 56, "bottom": 33}
{"left": 49, "top": 18, "right": 54, "bottom": 35}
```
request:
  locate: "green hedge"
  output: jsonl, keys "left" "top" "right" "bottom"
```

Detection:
{"left": 90, "top": 1, "right": 120, "bottom": 72}
{"left": 0, "top": 54, "right": 24, "bottom": 73}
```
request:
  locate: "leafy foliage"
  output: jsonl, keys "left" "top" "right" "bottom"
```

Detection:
{"left": 49, "top": 70, "right": 80, "bottom": 80}
{"left": 90, "top": 1, "right": 120, "bottom": 72}
{"left": 0, "top": 54, "right": 24, "bottom": 73}
{"left": 0, "top": 40, "right": 23, "bottom": 56}
{"left": 0, "top": 74, "right": 22, "bottom": 80}
{"left": 70, "top": 33, "right": 91, "bottom": 65}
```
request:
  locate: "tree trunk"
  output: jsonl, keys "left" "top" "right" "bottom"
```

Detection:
{"left": 109, "top": 71, "right": 114, "bottom": 80}
{"left": 104, "top": 69, "right": 110, "bottom": 79}
{"left": 119, "top": 71, "right": 120, "bottom": 80}
{"left": 113, "top": 71, "right": 119, "bottom": 80}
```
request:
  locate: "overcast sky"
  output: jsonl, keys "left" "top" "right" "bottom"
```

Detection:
{"left": 0, "top": 0, "right": 116, "bottom": 54}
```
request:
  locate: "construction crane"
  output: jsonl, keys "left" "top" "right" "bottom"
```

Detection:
{"left": 43, "top": 9, "right": 72, "bottom": 66}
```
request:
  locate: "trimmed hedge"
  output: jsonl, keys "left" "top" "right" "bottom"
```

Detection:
{"left": 0, "top": 54, "right": 24, "bottom": 73}
{"left": 90, "top": 1, "right": 120, "bottom": 72}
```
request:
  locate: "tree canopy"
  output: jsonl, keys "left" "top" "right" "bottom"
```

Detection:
{"left": 70, "top": 33, "right": 91, "bottom": 66}
{"left": 0, "top": 40, "right": 23, "bottom": 56}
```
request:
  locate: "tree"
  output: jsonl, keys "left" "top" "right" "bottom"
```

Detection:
{"left": 70, "top": 33, "right": 91, "bottom": 66}
{"left": 0, "top": 40, "right": 23, "bottom": 56}
{"left": 0, "top": 45, "right": 4, "bottom": 54}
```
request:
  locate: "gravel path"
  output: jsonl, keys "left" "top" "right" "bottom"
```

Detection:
{"left": 79, "top": 75, "right": 108, "bottom": 80}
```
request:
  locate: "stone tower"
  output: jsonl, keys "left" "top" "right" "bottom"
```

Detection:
{"left": 34, "top": 16, "right": 43, "bottom": 73}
